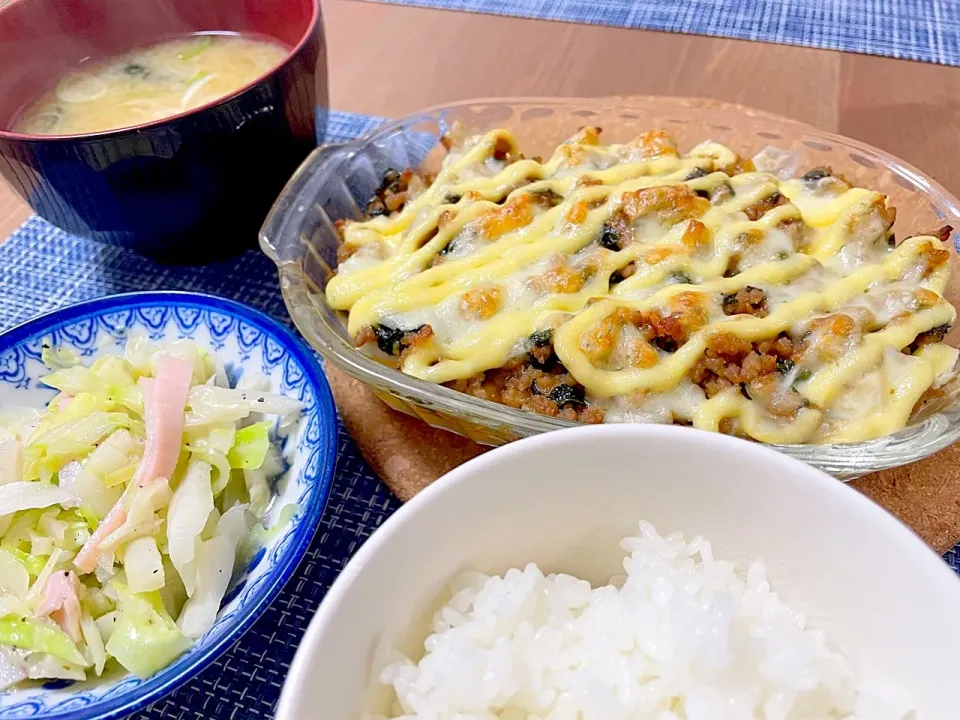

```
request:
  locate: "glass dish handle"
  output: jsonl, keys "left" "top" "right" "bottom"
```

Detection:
{"left": 259, "top": 142, "right": 345, "bottom": 265}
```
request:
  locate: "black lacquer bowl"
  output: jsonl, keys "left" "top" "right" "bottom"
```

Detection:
{"left": 0, "top": 0, "right": 328, "bottom": 262}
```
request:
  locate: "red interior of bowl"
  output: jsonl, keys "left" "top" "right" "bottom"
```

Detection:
{"left": 0, "top": 0, "right": 317, "bottom": 133}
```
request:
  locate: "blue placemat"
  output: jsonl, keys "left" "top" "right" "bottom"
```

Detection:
{"left": 1, "top": 107, "right": 959, "bottom": 719}
{"left": 0, "top": 109, "right": 402, "bottom": 720}
{"left": 366, "top": 0, "right": 960, "bottom": 66}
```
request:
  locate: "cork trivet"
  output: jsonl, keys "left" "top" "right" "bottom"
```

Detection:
{"left": 854, "top": 449, "right": 960, "bottom": 553}
{"left": 328, "top": 365, "right": 960, "bottom": 553}
{"left": 325, "top": 366, "right": 486, "bottom": 501}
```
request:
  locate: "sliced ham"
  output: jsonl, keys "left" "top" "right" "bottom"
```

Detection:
{"left": 73, "top": 502, "right": 125, "bottom": 574}
{"left": 132, "top": 356, "right": 193, "bottom": 488}
{"left": 36, "top": 571, "right": 82, "bottom": 644}
{"left": 74, "top": 355, "right": 193, "bottom": 574}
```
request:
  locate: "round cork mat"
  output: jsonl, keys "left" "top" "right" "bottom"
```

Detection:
{"left": 327, "top": 365, "right": 960, "bottom": 554}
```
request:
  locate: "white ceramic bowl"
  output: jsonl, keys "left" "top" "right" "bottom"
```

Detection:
{"left": 277, "top": 425, "right": 960, "bottom": 719}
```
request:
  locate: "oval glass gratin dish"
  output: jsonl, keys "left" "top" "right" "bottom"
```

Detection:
{"left": 260, "top": 97, "right": 960, "bottom": 479}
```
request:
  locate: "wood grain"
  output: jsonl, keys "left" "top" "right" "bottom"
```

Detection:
{"left": 839, "top": 53, "right": 960, "bottom": 195}
{"left": 322, "top": 0, "right": 960, "bottom": 200}
{"left": 327, "top": 1, "right": 840, "bottom": 127}
{"left": 0, "top": 183, "right": 28, "bottom": 239}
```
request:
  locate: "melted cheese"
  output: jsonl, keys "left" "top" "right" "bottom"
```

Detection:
{"left": 330, "top": 128, "right": 958, "bottom": 444}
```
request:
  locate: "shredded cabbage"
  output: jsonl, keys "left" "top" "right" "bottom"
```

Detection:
{"left": 125, "top": 537, "right": 164, "bottom": 593}
{"left": 80, "top": 614, "right": 106, "bottom": 675}
{"left": 82, "top": 585, "right": 113, "bottom": 619}
{"left": 239, "top": 504, "right": 300, "bottom": 564}
{"left": 0, "top": 339, "right": 300, "bottom": 686}
{"left": 100, "top": 479, "right": 170, "bottom": 553}
{"left": 104, "top": 585, "right": 191, "bottom": 678}
{"left": 26, "top": 652, "right": 86, "bottom": 681}
{"left": 0, "top": 407, "right": 42, "bottom": 437}
{"left": 178, "top": 505, "right": 250, "bottom": 638}
{"left": 0, "top": 482, "right": 78, "bottom": 516}
{"left": 242, "top": 469, "right": 270, "bottom": 518}
{"left": 0, "top": 428, "right": 22, "bottom": 486}
{"left": 185, "top": 386, "right": 301, "bottom": 428}
{"left": 42, "top": 362, "right": 143, "bottom": 416}
{"left": 6, "top": 548, "right": 45, "bottom": 577}
{"left": 94, "top": 611, "right": 118, "bottom": 645}
{"left": 148, "top": 340, "right": 212, "bottom": 387}
{"left": 209, "top": 355, "right": 229, "bottom": 389}
{"left": 41, "top": 344, "right": 82, "bottom": 370}
{"left": 75, "top": 429, "right": 142, "bottom": 514}
{"left": 187, "top": 426, "right": 235, "bottom": 456}
{"left": 227, "top": 422, "right": 272, "bottom": 470}
{"left": 25, "top": 407, "right": 138, "bottom": 482}
{"left": 0, "top": 550, "right": 29, "bottom": 600}
{"left": 159, "top": 557, "right": 186, "bottom": 621}
{"left": 260, "top": 444, "right": 284, "bottom": 479}
{"left": 0, "top": 647, "right": 26, "bottom": 691}
{"left": 235, "top": 373, "right": 270, "bottom": 393}
{"left": 167, "top": 460, "right": 213, "bottom": 596}
{"left": 0, "top": 616, "right": 87, "bottom": 666}
{"left": 27, "top": 549, "right": 69, "bottom": 606}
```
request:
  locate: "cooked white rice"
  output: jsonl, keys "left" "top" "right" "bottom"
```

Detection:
{"left": 378, "top": 521, "right": 911, "bottom": 719}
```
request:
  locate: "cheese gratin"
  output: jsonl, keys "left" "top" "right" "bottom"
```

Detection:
{"left": 328, "top": 127, "right": 959, "bottom": 444}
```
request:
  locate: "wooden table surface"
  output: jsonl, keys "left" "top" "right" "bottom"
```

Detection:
{"left": 2, "top": 0, "right": 959, "bottom": 237}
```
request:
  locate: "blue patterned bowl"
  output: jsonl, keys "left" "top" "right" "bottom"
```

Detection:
{"left": 0, "top": 291, "right": 338, "bottom": 719}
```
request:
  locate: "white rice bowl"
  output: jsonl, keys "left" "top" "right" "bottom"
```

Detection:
{"left": 378, "top": 522, "right": 909, "bottom": 720}
{"left": 276, "top": 425, "right": 960, "bottom": 720}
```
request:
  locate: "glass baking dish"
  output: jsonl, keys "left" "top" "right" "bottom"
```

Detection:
{"left": 260, "top": 97, "right": 960, "bottom": 479}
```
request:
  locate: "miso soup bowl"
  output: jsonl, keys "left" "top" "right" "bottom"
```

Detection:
{"left": 0, "top": 0, "right": 327, "bottom": 262}
{"left": 277, "top": 425, "right": 960, "bottom": 719}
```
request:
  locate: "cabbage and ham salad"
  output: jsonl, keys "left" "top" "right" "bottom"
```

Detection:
{"left": 0, "top": 338, "right": 300, "bottom": 686}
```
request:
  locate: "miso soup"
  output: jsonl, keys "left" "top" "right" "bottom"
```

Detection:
{"left": 13, "top": 34, "right": 288, "bottom": 135}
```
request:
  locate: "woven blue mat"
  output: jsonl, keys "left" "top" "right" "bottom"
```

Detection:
{"left": 0, "top": 109, "right": 399, "bottom": 720}
{"left": 367, "top": 0, "right": 960, "bottom": 66}
{"left": 1, "top": 108, "right": 959, "bottom": 718}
